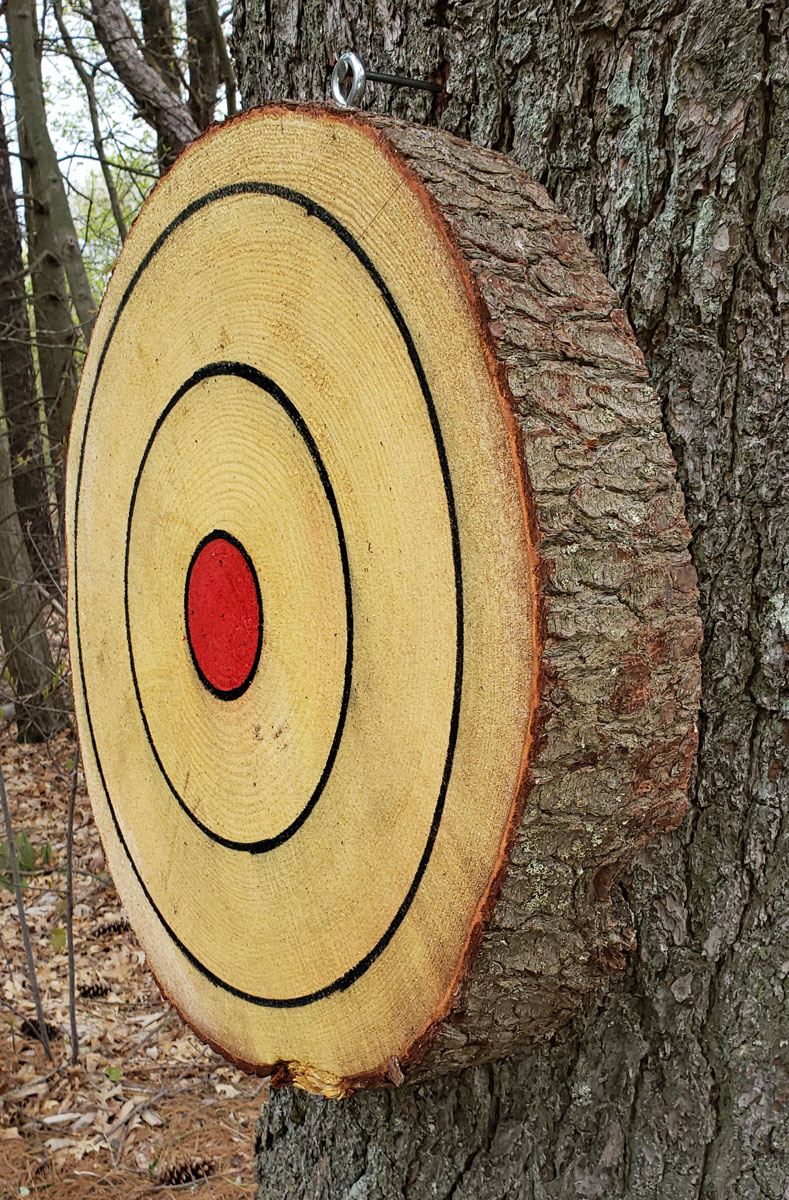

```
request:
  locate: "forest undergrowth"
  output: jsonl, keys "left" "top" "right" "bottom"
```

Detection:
{"left": 1, "top": 723, "right": 262, "bottom": 1198}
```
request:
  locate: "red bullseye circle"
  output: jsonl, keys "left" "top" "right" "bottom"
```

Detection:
{"left": 185, "top": 532, "right": 262, "bottom": 699}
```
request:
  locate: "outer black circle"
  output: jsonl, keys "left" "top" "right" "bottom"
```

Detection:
{"left": 124, "top": 362, "right": 354, "bottom": 853}
{"left": 184, "top": 528, "right": 264, "bottom": 702}
{"left": 72, "top": 182, "right": 464, "bottom": 1008}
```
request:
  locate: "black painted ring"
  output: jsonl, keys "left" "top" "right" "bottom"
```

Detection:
{"left": 72, "top": 182, "right": 464, "bottom": 1007}
{"left": 124, "top": 362, "right": 354, "bottom": 853}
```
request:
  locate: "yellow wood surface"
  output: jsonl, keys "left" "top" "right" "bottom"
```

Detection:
{"left": 67, "top": 107, "right": 535, "bottom": 1093}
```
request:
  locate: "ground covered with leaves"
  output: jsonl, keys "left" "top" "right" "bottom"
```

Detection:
{"left": 1, "top": 730, "right": 263, "bottom": 1197}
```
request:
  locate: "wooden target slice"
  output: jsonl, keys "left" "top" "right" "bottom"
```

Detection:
{"left": 67, "top": 106, "right": 701, "bottom": 1095}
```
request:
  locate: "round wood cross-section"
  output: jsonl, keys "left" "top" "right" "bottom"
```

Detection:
{"left": 67, "top": 106, "right": 701, "bottom": 1096}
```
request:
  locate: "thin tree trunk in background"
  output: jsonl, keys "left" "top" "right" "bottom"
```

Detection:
{"left": 207, "top": 0, "right": 237, "bottom": 116}
{"left": 22, "top": 169, "right": 79, "bottom": 543}
{"left": 65, "top": 758, "right": 80, "bottom": 1063}
{"left": 89, "top": 0, "right": 199, "bottom": 160}
{"left": 236, "top": 1, "right": 789, "bottom": 1196}
{"left": 0, "top": 763, "right": 52, "bottom": 1056}
{"left": 54, "top": 0, "right": 128, "bottom": 243}
{"left": 0, "top": 365, "right": 65, "bottom": 742}
{"left": 139, "top": 0, "right": 180, "bottom": 90}
{"left": 14, "top": 23, "right": 79, "bottom": 527}
{"left": 6, "top": 0, "right": 96, "bottom": 342}
{"left": 138, "top": 0, "right": 182, "bottom": 170}
{"left": 9, "top": 1, "right": 79, "bottom": 560}
{"left": 0, "top": 101, "right": 57, "bottom": 586}
{"left": 186, "top": 0, "right": 219, "bottom": 129}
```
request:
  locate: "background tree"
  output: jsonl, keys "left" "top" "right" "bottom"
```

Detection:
{"left": 0, "top": 98, "right": 65, "bottom": 740}
{"left": 0, "top": 93, "right": 55, "bottom": 588}
{"left": 6, "top": 0, "right": 99, "bottom": 585}
{"left": 0, "top": 0, "right": 234, "bottom": 741}
{"left": 87, "top": 0, "right": 199, "bottom": 161}
{"left": 236, "top": 2, "right": 789, "bottom": 1196}
{"left": 7, "top": 0, "right": 97, "bottom": 340}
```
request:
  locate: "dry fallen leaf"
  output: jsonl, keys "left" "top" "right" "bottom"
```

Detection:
{"left": 1, "top": 729, "right": 261, "bottom": 1197}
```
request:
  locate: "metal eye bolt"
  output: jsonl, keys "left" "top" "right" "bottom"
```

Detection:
{"left": 331, "top": 50, "right": 368, "bottom": 108}
{"left": 331, "top": 49, "right": 442, "bottom": 110}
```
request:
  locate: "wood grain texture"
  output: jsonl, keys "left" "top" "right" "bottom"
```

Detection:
{"left": 66, "top": 106, "right": 700, "bottom": 1094}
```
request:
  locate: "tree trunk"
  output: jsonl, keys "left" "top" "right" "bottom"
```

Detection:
{"left": 88, "top": 0, "right": 200, "bottom": 161}
{"left": 12, "top": 36, "right": 80, "bottom": 532}
{"left": 139, "top": 0, "right": 180, "bottom": 93}
{"left": 22, "top": 165, "right": 79, "bottom": 543}
{"left": 235, "top": 1, "right": 789, "bottom": 1195}
{"left": 138, "top": 0, "right": 186, "bottom": 169}
{"left": 0, "top": 101, "right": 58, "bottom": 587}
{"left": 0, "top": 384, "right": 65, "bottom": 743}
{"left": 186, "top": 0, "right": 220, "bottom": 128}
{"left": 6, "top": 0, "right": 96, "bottom": 342}
{"left": 206, "top": 0, "right": 237, "bottom": 116}
{"left": 0, "top": 102, "right": 66, "bottom": 743}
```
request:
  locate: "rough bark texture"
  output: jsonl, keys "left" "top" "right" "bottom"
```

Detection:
{"left": 235, "top": 1, "right": 789, "bottom": 1195}
{"left": 21, "top": 157, "right": 79, "bottom": 530}
{"left": 13, "top": 44, "right": 80, "bottom": 497}
{"left": 7, "top": 0, "right": 82, "bottom": 548}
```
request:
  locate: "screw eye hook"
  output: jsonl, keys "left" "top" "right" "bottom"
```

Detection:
{"left": 331, "top": 51, "right": 368, "bottom": 108}
{"left": 331, "top": 49, "right": 442, "bottom": 110}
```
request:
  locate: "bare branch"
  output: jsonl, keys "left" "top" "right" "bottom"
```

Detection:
{"left": 54, "top": 0, "right": 128, "bottom": 241}
{"left": 0, "top": 762, "right": 52, "bottom": 1060}
{"left": 87, "top": 0, "right": 199, "bottom": 157}
{"left": 65, "top": 755, "right": 80, "bottom": 1063}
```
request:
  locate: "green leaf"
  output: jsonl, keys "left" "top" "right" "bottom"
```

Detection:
{"left": 50, "top": 927, "right": 67, "bottom": 952}
{"left": 17, "top": 833, "right": 36, "bottom": 874}
{"left": 0, "top": 841, "right": 28, "bottom": 890}
{"left": 105, "top": 1065, "right": 122, "bottom": 1083}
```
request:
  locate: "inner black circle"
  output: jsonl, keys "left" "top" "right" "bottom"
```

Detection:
{"left": 124, "top": 363, "right": 353, "bottom": 854}
{"left": 73, "top": 183, "right": 464, "bottom": 1008}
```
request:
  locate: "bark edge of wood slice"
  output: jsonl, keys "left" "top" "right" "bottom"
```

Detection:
{"left": 66, "top": 104, "right": 702, "bottom": 1097}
